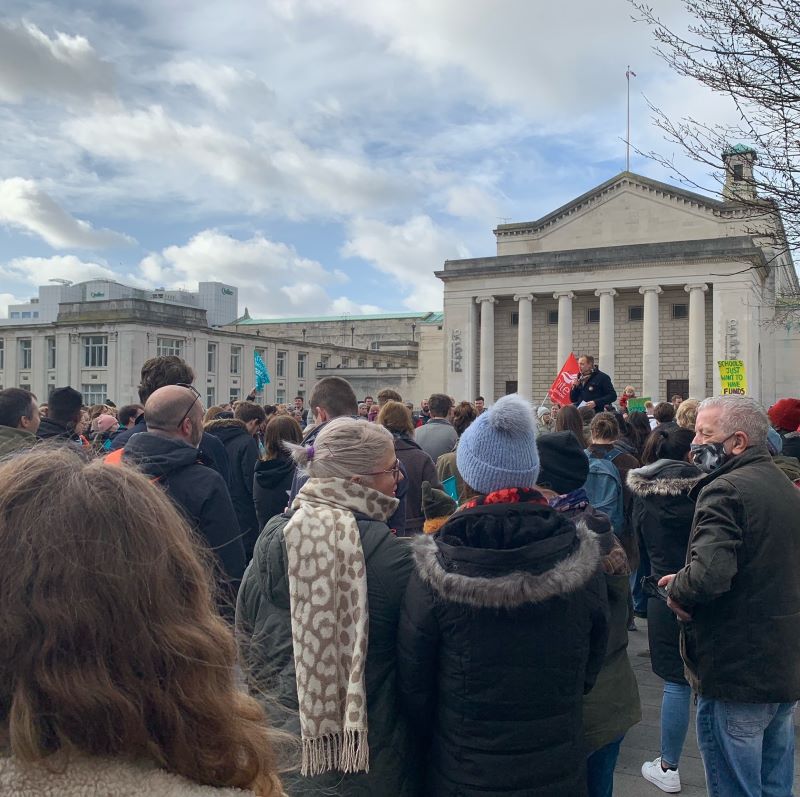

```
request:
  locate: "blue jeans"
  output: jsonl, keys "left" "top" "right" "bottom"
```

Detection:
{"left": 696, "top": 697, "right": 796, "bottom": 797}
{"left": 586, "top": 735, "right": 623, "bottom": 797}
{"left": 661, "top": 681, "right": 692, "bottom": 768}
{"left": 630, "top": 536, "right": 650, "bottom": 614}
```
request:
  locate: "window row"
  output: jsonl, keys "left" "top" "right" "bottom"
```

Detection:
{"left": 509, "top": 303, "right": 689, "bottom": 326}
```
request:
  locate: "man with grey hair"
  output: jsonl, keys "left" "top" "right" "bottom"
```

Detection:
{"left": 657, "top": 395, "right": 800, "bottom": 797}
{"left": 117, "top": 384, "right": 245, "bottom": 617}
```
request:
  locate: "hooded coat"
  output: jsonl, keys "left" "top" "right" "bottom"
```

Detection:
{"left": 397, "top": 498, "right": 608, "bottom": 797}
{"left": 392, "top": 434, "right": 441, "bottom": 536}
{"left": 236, "top": 511, "right": 417, "bottom": 796}
{"left": 0, "top": 756, "right": 260, "bottom": 797}
{"left": 204, "top": 418, "right": 260, "bottom": 559}
{"left": 0, "top": 425, "right": 37, "bottom": 457}
{"left": 628, "top": 459, "right": 704, "bottom": 684}
{"left": 253, "top": 455, "right": 295, "bottom": 530}
{"left": 121, "top": 433, "right": 245, "bottom": 615}
{"left": 36, "top": 416, "right": 80, "bottom": 443}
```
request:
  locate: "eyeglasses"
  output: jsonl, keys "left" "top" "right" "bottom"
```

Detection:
{"left": 363, "top": 459, "right": 402, "bottom": 481}
{"left": 175, "top": 383, "right": 201, "bottom": 428}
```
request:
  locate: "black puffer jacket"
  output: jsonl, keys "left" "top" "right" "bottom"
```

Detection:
{"left": 628, "top": 459, "right": 704, "bottom": 684}
{"left": 397, "top": 498, "right": 608, "bottom": 797}
{"left": 122, "top": 432, "right": 245, "bottom": 616}
{"left": 205, "top": 418, "right": 260, "bottom": 559}
{"left": 237, "top": 511, "right": 418, "bottom": 796}
{"left": 253, "top": 455, "right": 295, "bottom": 530}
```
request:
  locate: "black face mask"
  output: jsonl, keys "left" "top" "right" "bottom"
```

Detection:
{"left": 690, "top": 433, "right": 737, "bottom": 474}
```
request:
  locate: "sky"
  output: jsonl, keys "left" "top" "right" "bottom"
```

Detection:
{"left": 0, "top": 0, "right": 740, "bottom": 319}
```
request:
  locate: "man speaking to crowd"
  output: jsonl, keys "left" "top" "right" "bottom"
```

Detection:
{"left": 569, "top": 354, "right": 617, "bottom": 414}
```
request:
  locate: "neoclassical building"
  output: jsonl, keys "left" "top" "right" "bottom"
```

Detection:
{"left": 438, "top": 152, "right": 800, "bottom": 406}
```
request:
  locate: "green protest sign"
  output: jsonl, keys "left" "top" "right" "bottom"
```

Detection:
{"left": 627, "top": 397, "right": 651, "bottom": 414}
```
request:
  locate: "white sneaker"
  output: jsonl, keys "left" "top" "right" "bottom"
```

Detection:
{"left": 642, "top": 757, "right": 682, "bottom": 793}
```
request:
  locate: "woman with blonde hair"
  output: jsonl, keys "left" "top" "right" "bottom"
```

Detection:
{"left": 237, "top": 417, "right": 417, "bottom": 795}
{"left": 0, "top": 448, "right": 284, "bottom": 797}
{"left": 377, "top": 400, "right": 441, "bottom": 535}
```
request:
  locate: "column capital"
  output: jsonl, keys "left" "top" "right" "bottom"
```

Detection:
{"left": 475, "top": 295, "right": 497, "bottom": 305}
{"left": 684, "top": 282, "right": 709, "bottom": 293}
{"left": 553, "top": 291, "right": 575, "bottom": 300}
{"left": 639, "top": 285, "right": 663, "bottom": 295}
{"left": 594, "top": 288, "right": 618, "bottom": 298}
{"left": 513, "top": 293, "right": 536, "bottom": 302}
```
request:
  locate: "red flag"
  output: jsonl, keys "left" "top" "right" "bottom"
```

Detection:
{"left": 548, "top": 353, "right": 580, "bottom": 405}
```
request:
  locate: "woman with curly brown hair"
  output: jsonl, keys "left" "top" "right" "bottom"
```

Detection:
{"left": 0, "top": 447, "right": 285, "bottom": 797}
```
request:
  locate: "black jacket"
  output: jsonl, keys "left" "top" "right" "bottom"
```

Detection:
{"left": 393, "top": 434, "right": 440, "bottom": 536}
{"left": 670, "top": 446, "right": 800, "bottom": 702}
{"left": 237, "top": 511, "right": 418, "bottom": 796}
{"left": 628, "top": 459, "right": 704, "bottom": 684}
{"left": 37, "top": 416, "right": 80, "bottom": 443}
{"left": 110, "top": 414, "right": 231, "bottom": 486}
{"left": 204, "top": 418, "right": 260, "bottom": 560}
{"left": 253, "top": 455, "right": 295, "bottom": 530}
{"left": 569, "top": 368, "right": 617, "bottom": 413}
{"left": 122, "top": 433, "right": 245, "bottom": 616}
{"left": 397, "top": 499, "right": 608, "bottom": 797}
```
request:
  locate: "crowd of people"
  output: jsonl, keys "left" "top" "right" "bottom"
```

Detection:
{"left": 1, "top": 351, "right": 799, "bottom": 797}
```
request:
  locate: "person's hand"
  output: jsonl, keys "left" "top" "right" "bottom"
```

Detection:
{"left": 659, "top": 574, "right": 692, "bottom": 622}
{"left": 585, "top": 400, "right": 596, "bottom": 409}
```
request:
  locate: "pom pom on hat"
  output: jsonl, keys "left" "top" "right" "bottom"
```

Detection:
{"left": 421, "top": 480, "right": 457, "bottom": 534}
{"left": 768, "top": 398, "right": 800, "bottom": 432}
{"left": 457, "top": 394, "right": 540, "bottom": 495}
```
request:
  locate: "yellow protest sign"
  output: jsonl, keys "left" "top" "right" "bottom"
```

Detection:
{"left": 718, "top": 360, "right": 748, "bottom": 395}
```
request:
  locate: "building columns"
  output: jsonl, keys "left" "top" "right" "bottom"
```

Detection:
{"left": 685, "top": 283, "right": 709, "bottom": 399}
{"left": 476, "top": 296, "right": 496, "bottom": 404}
{"left": 553, "top": 291, "right": 574, "bottom": 368}
{"left": 514, "top": 294, "right": 535, "bottom": 400}
{"left": 595, "top": 288, "right": 617, "bottom": 380}
{"left": 639, "top": 285, "right": 662, "bottom": 399}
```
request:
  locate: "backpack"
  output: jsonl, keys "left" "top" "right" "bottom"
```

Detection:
{"left": 583, "top": 448, "right": 624, "bottom": 535}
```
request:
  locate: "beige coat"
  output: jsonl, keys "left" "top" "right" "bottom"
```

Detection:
{"left": 0, "top": 755, "right": 261, "bottom": 797}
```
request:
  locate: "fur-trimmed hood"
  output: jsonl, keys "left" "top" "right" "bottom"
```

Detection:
{"left": 627, "top": 458, "right": 704, "bottom": 497}
{"left": 411, "top": 503, "right": 600, "bottom": 609}
{"left": 203, "top": 417, "right": 246, "bottom": 432}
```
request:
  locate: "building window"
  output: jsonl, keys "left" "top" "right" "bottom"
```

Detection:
{"left": 672, "top": 303, "right": 689, "bottom": 320}
{"left": 18, "top": 338, "right": 32, "bottom": 370}
{"left": 0, "top": 339, "right": 4, "bottom": 370}
{"left": 230, "top": 345, "right": 242, "bottom": 375}
{"left": 81, "top": 383, "right": 108, "bottom": 405}
{"left": 206, "top": 386, "right": 216, "bottom": 407}
{"left": 46, "top": 337, "right": 56, "bottom": 370}
{"left": 10, "top": 312, "right": 19, "bottom": 319}
{"left": 628, "top": 305, "right": 644, "bottom": 322}
{"left": 297, "top": 353, "right": 306, "bottom": 379}
{"left": 547, "top": 309, "right": 559, "bottom": 325}
{"left": 357, "top": 357, "right": 366, "bottom": 367}
{"left": 276, "top": 350, "right": 286, "bottom": 378}
{"left": 229, "top": 387, "right": 240, "bottom": 402}
{"left": 733, "top": 163, "right": 744, "bottom": 181}
{"left": 32, "top": 312, "right": 39, "bottom": 319}
{"left": 276, "top": 389, "right": 286, "bottom": 405}
{"left": 373, "top": 360, "right": 380, "bottom": 368}
{"left": 320, "top": 354, "right": 330, "bottom": 368}
{"left": 341, "top": 357, "right": 350, "bottom": 368}
{"left": 207, "top": 342, "right": 217, "bottom": 373}
{"left": 510, "top": 312, "right": 519, "bottom": 326}
{"left": 296, "top": 390, "right": 305, "bottom": 400}
{"left": 156, "top": 337, "right": 184, "bottom": 358}
{"left": 82, "top": 335, "right": 108, "bottom": 368}
{"left": 21, "top": 312, "right": 31, "bottom": 319}
{"left": 587, "top": 307, "right": 600, "bottom": 323}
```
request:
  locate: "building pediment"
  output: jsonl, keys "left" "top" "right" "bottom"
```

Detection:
{"left": 495, "top": 172, "right": 754, "bottom": 256}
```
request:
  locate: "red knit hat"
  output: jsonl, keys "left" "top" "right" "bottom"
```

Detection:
{"left": 767, "top": 398, "right": 800, "bottom": 432}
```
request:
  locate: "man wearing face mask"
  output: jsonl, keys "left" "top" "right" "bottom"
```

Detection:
{"left": 112, "top": 384, "right": 245, "bottom": 617}
{"left": 659, "top": 396, "right": 800, "bottom": 797}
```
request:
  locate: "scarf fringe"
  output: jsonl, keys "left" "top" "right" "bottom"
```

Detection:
{"left": 301, "top": 730, "right": 370, "bottom": 777}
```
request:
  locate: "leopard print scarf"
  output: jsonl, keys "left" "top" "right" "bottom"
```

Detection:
{"left": 284, "top": 477, "right": 398, "bottom": 776}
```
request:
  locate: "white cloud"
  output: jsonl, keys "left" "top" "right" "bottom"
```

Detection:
{"left": 0, "top": 254, "right": 117, "bottom": 286}
{"left": 0, "top": 292, "right": 27, "bottom": 319}
{"left": 0, "top": 20, "right": 113, "bottom": 103}
{"left": 342, "top": 215, "right": 466, "bottom": 309}
{"left": 140, "top": 229, "right": 377, "bottom": 317}
{"left": 162, "top": 59, "right": 274, "bottom": 109}
{"left": 0, "top": 178, "right": 134, "bottom": 249}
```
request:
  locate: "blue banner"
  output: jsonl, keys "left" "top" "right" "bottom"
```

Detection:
{"left": 255, "top": 351, "right": 270, "bottom": 390}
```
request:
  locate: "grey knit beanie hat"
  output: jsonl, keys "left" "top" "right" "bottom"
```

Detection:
{"left": 457, "top": 393, "right": 540, "bottom": 494}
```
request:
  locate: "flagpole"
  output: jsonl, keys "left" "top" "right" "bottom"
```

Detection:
{"left": 626, "top": 65, "right": 631, "bottom": 172}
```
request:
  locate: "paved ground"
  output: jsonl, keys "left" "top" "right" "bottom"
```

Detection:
{"left": 614, "top": 617, "right": 800, "bottom": 796}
